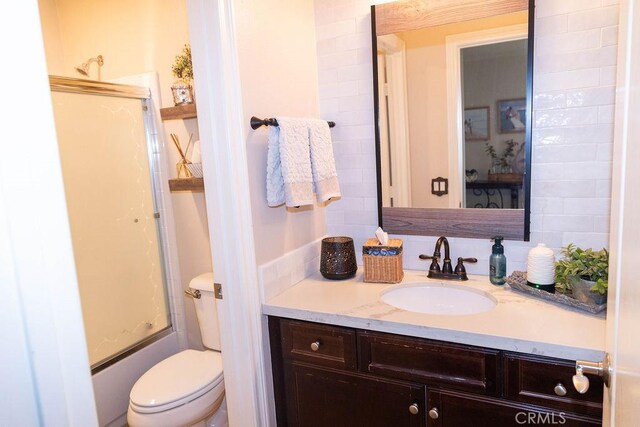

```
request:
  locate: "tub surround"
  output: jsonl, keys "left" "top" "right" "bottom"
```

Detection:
{"left": 263, "top": 269, "right": 605, "bottom": 361}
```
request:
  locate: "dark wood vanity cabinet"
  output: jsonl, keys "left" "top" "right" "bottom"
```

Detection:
{"left": 269, "top": 317, "right": 603, "bottom": 427}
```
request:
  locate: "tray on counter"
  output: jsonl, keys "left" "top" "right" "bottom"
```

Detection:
{"left": 507, "top": 271, "right": 606, "bottom": 314}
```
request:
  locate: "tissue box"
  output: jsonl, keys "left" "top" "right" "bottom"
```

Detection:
{"left": 363, "top": 238, "right": 404, "bottom": 283}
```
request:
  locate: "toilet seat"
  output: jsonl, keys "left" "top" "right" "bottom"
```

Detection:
{"left": 130, "top": 349, "right": 223, "bottom": 414}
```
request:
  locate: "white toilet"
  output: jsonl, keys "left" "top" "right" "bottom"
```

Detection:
{"left": 127, "top": 273, "right": 228, "bottom": 427}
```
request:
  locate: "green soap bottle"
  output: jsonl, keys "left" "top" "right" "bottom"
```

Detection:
{"left": 489, "top": 236, "right": 506, "bottom": 285}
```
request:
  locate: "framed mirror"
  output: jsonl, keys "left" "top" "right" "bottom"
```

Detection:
{"left": 372, "top": 0, "right": 534, "bottom": 240}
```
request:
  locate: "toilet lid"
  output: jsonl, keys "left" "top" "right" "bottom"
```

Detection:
{"left": 130, "top": 349, "right": 224, "bottom": 413}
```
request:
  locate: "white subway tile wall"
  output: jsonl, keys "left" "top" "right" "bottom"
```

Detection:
{"left": 313, "top": 0, "right": 618, "bottom": 275}
{"left": 259, "top": 238, "right": 323, "bottom": 301}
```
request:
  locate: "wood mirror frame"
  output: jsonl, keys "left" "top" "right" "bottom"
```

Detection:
{"left": 372, "top": 0, "right": 534, "bottom": 240}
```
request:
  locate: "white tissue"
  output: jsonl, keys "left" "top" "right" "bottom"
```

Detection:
{"left": 375, "top": 227, "right": 389, "bottom": 246}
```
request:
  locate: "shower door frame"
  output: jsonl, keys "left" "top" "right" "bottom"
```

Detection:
{"left": 49, "top": 76, "right": 182, "bottom": 373}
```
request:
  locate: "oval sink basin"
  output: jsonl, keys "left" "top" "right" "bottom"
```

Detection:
{"left": 380, "top": 283, "right": 497, "bottom": 315}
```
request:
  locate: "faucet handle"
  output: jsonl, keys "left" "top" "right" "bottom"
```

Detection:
{"left": 453, "top": 257, "right": 477, "bottom": 280}
{"left": 419, "top": 254, "right": 441, "bottom": 272}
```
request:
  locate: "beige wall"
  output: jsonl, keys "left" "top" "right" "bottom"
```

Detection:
{"left": 233, "top": 0, "right": 326, "bottom": 266}
{"left": 38, "top": 0, "right": 209, "bottom": 349}
{"left": 402, "top": 12, "right": 528, "bottom": 207}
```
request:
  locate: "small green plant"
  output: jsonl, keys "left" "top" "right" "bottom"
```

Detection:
{"left": 555, "top": 244, "right": 609, "bottom": 295}
{"left": 172, "top": 44, "right": 193, "bottom": 82}
{"left": 485, "top": 139, "right": 520, "bottom": 170}
{"left": 485, "top": 143, "right": 498, "bottom": 164}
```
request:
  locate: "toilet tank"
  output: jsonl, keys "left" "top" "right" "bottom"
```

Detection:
{"left": 189, "top": 272, "right": 221, "bottom": 351}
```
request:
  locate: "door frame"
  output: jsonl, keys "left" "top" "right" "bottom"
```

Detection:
{"left": 187, "top": 0, "right": 270, "bottom": 425}
{"left": 604, "top": 0, "right": 639, "bottom": 424}
{"left": 0, "top": 2, "right": 98, "bottom": 424}
{"left": 377, "top": 34, "right": 412, "bottom": 207}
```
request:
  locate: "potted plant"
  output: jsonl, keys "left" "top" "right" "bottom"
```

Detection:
{"left": 171, "top": 44, "right": 194, "bottom": 105}
{"left": 555, "top": 244, "right": 608, "bottom": 305}
{"left": 484, "top": 139, "right": 522, "bottom": 182}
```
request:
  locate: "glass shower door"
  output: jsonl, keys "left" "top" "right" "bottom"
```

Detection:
{"left": 50, "top": 89, "right": 171, "bottom": 368}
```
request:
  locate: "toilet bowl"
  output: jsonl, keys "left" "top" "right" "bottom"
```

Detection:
{"left": 128, "top": 273, "right": 228, "bottom": 427}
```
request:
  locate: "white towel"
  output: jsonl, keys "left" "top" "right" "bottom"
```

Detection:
{"left": 267, "top": 117, "right": 314, "bottom": 207}
{"left": 308, "top": 119, "right": 341, "bottom": 203}
{"left": 266, "top": 117, "right": 340, "bottom": 207}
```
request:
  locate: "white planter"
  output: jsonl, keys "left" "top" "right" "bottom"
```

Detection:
{"left": 171, "top": 82, "right": 194, "bottom": 105}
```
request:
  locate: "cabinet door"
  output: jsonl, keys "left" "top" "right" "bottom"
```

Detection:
{"left": 285, "top": 363, "right": 426, "bottom": 427}
{"left": 427, "top": 390, "right": 601, "bottom": 427}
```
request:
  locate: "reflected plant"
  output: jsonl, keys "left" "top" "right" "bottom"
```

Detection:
{"left": 485, "top": 139, "right": 520, "bottom": 171}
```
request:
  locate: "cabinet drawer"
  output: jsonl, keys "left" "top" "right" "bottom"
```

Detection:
{"left": 358, "top": 331, "right": 500, "bottom": 395}
{"left": 505, "top": 353, "right": 603, "bottom": 418}
{"left": 280, "top": 319, "right": 357, "bottom": 371}
{"left": 427, "top": 390, "right": 601, "bottom": 427}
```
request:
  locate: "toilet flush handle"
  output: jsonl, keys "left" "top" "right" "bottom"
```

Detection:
{"left": 184, "top": 288, "right": 201, "bottom": 299}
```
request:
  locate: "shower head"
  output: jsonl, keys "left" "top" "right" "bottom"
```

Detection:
{"left": 74, "top": 66, "right": 89, "bottom": 76}
{"left": 75, "top": 55, "right": 104, "bottom": 80}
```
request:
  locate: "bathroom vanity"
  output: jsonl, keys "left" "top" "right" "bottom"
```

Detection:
{"left": 263, "top": 271, "right": 606, "bottom": 426}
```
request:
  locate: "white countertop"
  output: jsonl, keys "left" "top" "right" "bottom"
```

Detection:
{"left": 263, "top": 269, "right": 606, "bottom": 361}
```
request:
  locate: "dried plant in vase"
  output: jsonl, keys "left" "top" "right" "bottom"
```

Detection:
{"left": 171, "top": 133, "right": 193, "bottom": 178}
{"left": 171, "top": 44, "right": 194, "bottom": 105}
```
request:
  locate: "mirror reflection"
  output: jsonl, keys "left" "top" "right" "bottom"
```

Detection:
{"left": 463, "top": 39, "right": 527, "bottom": 209}
{"left": 376, "top": 10, "right": 529, "bottom": 210}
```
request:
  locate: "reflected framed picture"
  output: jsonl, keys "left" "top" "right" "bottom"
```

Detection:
{"left": 498, "top": 98, "right": 526, "bottom": 133}
{"left": 464, "top": 106, "right": 490, "bottom": 141}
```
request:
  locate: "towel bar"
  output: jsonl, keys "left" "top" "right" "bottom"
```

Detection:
{"left": 250, "top": 116, "right": 336, "bottom": 130}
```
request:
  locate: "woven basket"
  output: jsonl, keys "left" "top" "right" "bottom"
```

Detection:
{"left": 363, "top": 238, "right": 404, "bottom": 283}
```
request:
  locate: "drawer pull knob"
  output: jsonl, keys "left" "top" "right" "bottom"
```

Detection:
{"left": 310, "top": 341, "right": 321, "bottom": 351}
{"left": 428, "top": 407, "right": 439, "bottom": 419}
{"left": 408, "top": 403, "right": 419, "bottom": 415}
{"left": 554, "top": 383, "right": 567, "bottom": 396}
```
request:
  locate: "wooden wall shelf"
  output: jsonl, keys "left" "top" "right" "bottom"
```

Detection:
{"left": 168, "top": 177, "right": 204, "bottom": 192}
{"left": 160, "top": 104, "right": 197, "bottom": 120}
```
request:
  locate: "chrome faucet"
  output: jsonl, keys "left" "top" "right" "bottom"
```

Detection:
{"left": 419, "top": 236, "right": 477, "bottom": 281}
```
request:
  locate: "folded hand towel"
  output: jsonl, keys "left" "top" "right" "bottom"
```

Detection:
{"left": 266, "top": 117, "right": 341, "bottom": 207}
{"left": 308, "top": 119, "right": 341, "bottom": 203}
{"left": 267, "top": 117, "right": 315, "bottom": 207}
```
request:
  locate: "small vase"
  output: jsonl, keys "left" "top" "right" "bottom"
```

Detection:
{"left": 176, "top": 159, "right": 192, "bottom": 178}
{"left": 171, "top": 81, "right": 194, "bottom": 106}
{"left": 571, "top": 277, "right": 607, "bottom": 305}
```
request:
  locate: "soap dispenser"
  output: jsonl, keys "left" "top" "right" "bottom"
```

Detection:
{"left": 489, "top": 236, "right": 506, "bottom": 285}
